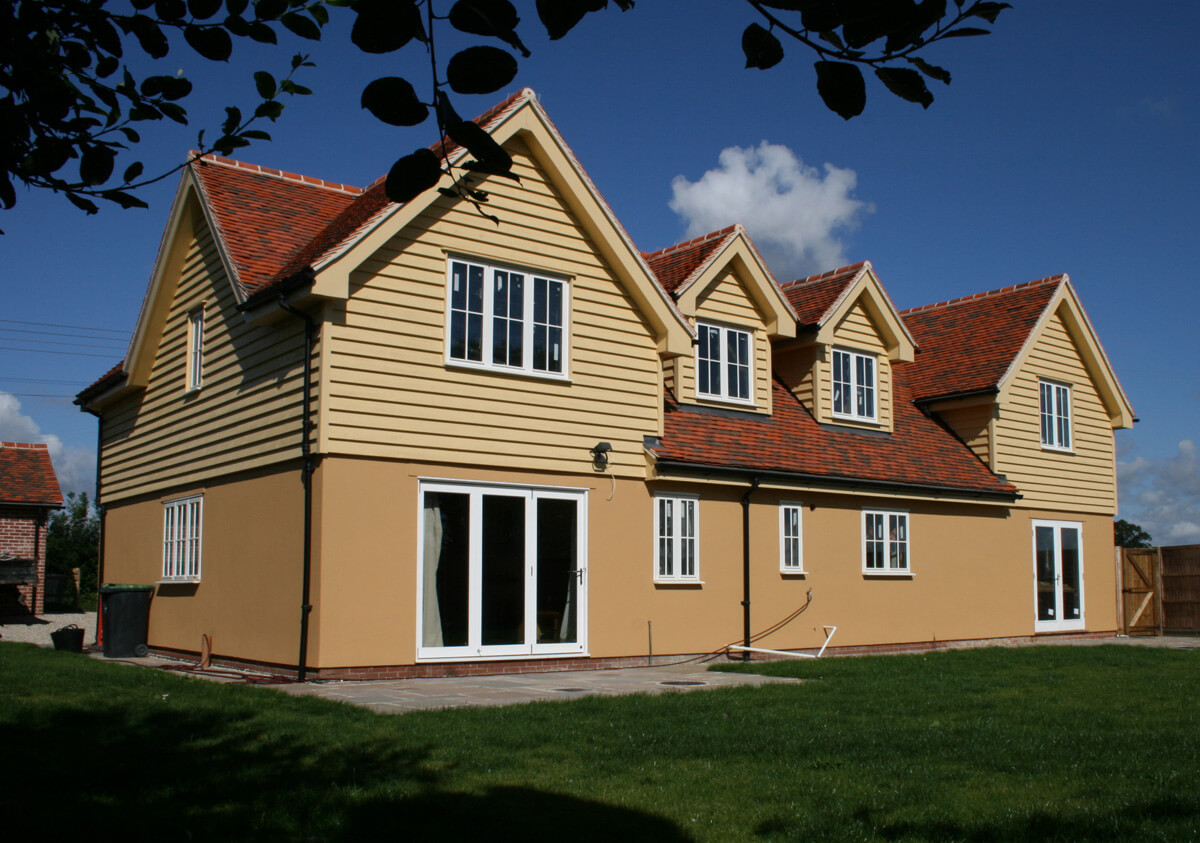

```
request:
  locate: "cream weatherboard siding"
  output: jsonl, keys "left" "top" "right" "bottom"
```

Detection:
{"left": 816, "top": 300, "right": 893, "bottom": 431}
{"left": 99, "top": 215, "right": 311, "bottom": 502}
{"left": 936, "top": 402, "right": 994, "bottom": 467}
{"left": 775, "top": 344, "right": 821, "bottom": 417}
{"left": 996, "top": 308, "right": 1117, "bottom": 514}
{"left": 680, "top": 269, "right": 773, "bottom": 414}
{"left": 320, "top": 140, "right": 662, "bottom": 478}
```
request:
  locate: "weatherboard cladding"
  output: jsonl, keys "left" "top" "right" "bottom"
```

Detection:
{"left": 79, "top": 87, "right": 1079, "bottom": 500}
{"left": 0, "top": 443, "right": 63, "bottom": 506}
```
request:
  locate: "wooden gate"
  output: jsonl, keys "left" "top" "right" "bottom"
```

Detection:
{"left": 1162, "top": 544, "right": 1200, "bottom": 633}
{"left": 1121, "top": 548, "right": 1161, "bottom": 635}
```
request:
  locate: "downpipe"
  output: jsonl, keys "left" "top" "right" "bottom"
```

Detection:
{"left": 741, "top": 476, "right": 760, "bottom": 661}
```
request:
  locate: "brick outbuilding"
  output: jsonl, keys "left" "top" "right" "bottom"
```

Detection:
{"left": 0, "top": 443, "right": 63, "bottom": 615}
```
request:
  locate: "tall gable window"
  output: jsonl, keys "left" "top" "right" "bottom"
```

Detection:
{"left": 832, "top": 348, "right": 876, "bottom": 422}
{"left": 780, "top": 503, "right": 804, "bottom": 573}
{"left": 163, "top": 494, "right": 203, "bottom": 581}
{"left": 696, "top": 322, "right": 752, "bottom": 403}
{"left": 186, "top": 308, "right": 204, "bottom": 392}
{"left": 447, "top": 258, "right": 567, "bottom": 378}
{"left": 1039, "top": 380, "right": 1072, "bottom": 451}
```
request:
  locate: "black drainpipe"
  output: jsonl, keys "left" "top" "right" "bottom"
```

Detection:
{"left": 278, "top": 294, "right": 316, "bottom": 682}
{"left": 84, "top": 406, "right": 106, "bottom": 645}
{"left": 740, "top": 476, "right": 760, "bottom": 661}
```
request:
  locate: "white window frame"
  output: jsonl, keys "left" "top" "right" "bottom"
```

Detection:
{"left": 779, "top": 502, "right": 805, "bottom": 573}
{"left": 695, "top": 322, "right": 753, "bottom": 405}
{"left": 1039, "top": 380, "right": 1072, "bottom": 451}
{"left": 186, "top": 308, "right": 204, "bottom": 392}
{"left": 832, "top": 348, "right": 877, "bottom": 423}
{"left": 162, "top": 495, "right": 203, "bottom": 582}
{"left": 654, "top": 494, "right": 700, "bottom": 583}
{"left": 445, "top": 257, "right": 569, "bottom": 379}
{"left": 862, "top": 509, "right": 909, "bottom": 575}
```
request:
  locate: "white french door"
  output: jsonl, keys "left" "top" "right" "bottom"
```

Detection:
{"left": 1032, "top": 520, "right": 1084, "bottom": 632}
{"left": 418, "top": 481, "right": 587, "bottom": 660}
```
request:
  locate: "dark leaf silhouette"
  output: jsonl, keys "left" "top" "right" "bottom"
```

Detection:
{"left": 361, "top": 77, "right": 429, "bottom": 127}
{"left": 184, "top": 24, "right": 234, "bottom": 60}
{"left": 875, "top": 67, "right": 933, "bottom": 107}
{"left": 447, "top": 46, "right": 518, "bottom": 95}
{"left": 386, "top": 148, "right": 444, "bottom": 204}
{"left": 352, "top": 0, "right": 425, "bottom": 54}
{"left": 449, "top": 0, "right": 530, "bottom": 57}
{"left": 815, "top": 60, "right": 865, "bottom": 119}
{"left": 742, "top": 23, "right": 784, "bottom": 70}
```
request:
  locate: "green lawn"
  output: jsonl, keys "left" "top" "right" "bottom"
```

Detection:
{"left": 1, "top": 643, "right": 1197, "bottom": 841}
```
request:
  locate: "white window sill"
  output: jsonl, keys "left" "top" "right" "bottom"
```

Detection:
{"left": 862, "top": 570, "right": 912, "bottom": 578}
{"left": 1040, "top": 445, "right": 1074, "bottom": 454}
{"left": 832, "top": 412, "right": 880, "bottom": 425}
{"left": 446, "top": 359, "right": 571, "bottom": 383}
{"left": 697, "top": 393, "right": 755, "bottom": 409}
{"left": 158, "top": 577, "right": 200, "bottom": 585}
{"left": 654, "top": 579, "right": 704, "bottom": 587}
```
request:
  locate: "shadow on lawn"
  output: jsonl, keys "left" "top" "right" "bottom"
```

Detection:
{"left": 0, "top": 703, "right": 691, "bottom": 841}
{"left": 755, "top": 797, "right": 1200, "bottom": 841}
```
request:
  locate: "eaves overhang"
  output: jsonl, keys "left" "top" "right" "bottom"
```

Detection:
{"left": 651, "top": 459, "right": 1020, "bottom": 503}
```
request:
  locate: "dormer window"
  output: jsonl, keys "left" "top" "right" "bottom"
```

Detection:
{"left": 696, "top": 322, "right": 752, "bottom": 404}
{"left": 1039, "top": 380, "right": 1072, "bottom": 451}
{"left": 832, "top": 348, "right": 876, "bottom": 422}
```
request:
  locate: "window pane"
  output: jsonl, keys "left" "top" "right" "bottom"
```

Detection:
{"left": 481, "top": 495, "right": 526, "bottom": 646}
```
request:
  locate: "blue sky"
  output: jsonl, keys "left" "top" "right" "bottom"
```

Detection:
{"left": 1, "top": 2, "right": 1197, "bottom": 543}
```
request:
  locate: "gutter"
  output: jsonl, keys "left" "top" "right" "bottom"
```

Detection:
{"left": 277, "top": 293, "right": 317, "bottom": 683}
{"left": 653, "top": 460, "right": 1020, "bottom": 502}
{"left": 913, "top": 386, "right": 1000, "bottom": 407}
{"left": 740, "top": 476, "right": 760, "bottom": 661}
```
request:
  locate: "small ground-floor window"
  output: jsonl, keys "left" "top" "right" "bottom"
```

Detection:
{"left": 863, "top": 509, "right": 909, "bottom": 574}
{"left": 418, "top": 480, "right": 587, "bottom": 660}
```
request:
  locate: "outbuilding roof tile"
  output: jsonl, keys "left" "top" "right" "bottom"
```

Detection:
{"left": 0, "top": 443, "right": 63, "bottom": 506}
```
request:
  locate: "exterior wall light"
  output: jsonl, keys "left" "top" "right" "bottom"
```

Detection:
{"left": 590, "top": 441, "right": 612, "bottom": 470}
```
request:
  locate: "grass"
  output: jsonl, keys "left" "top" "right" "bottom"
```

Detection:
{"left": 1, "top": 643, "right": 1198, "bottom": 841}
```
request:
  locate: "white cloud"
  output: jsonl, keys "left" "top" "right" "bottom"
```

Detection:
{"left": 669, "top": 142, "right": 870, "bottom": 282}
{"left": 0, "top": 392, "right": 95, "bottom": 496}
{"left": 1118, "top": 439, "right": 1200, "bottom": 546}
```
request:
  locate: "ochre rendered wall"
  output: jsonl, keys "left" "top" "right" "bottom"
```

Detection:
{"left": 305, "top": 456, "right": 1118, "bottom": 671}
{"left": 102, "top": 464, "right": 304, "bottom": 665}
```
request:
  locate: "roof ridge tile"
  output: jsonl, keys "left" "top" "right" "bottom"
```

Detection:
{"left": 189, "top": 151, "right": 363, "bottom": 196}
{"left": 642, "top": 224, "right": 740, "bottom": 260}
{"left": 0, "top": 442, "right": 50, "bottom": 450}
{"left": 901, "top": 274, "right": 1065, "bottom": 315}
{"left": 781, "top": 260, "right": 870, "bottom": 289}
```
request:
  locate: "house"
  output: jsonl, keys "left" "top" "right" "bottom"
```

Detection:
{"left": 0, "top": 443, "right": 63, "bottom": 615}
{"left": 76, "top": 89, "right": 1134, "bottom": 678}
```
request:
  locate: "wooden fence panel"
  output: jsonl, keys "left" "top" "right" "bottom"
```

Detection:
{"left": 1121, "top": 548, "right": 1161, "bottom": 635}
{"left": 1162, "top": 544, "right": 1200, "bottom": 633}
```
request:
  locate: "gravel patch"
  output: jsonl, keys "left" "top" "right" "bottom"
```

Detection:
{"left": 0, "top": 612, "right": 97, "bottom": 648}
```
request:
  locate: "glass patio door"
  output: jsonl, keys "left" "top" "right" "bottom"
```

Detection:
{"left": 1032, "top": 520, "right": 1084, "bottom": 632}
{"left": 419, "top": 482, "right": 586, "bottom": 660}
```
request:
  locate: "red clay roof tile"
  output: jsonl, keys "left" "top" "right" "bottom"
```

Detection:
{"left": 781, "top": 262, "right": 869, "bottom": 325}
{"left": 656, "top": 374, "right": 1016, "bottom": 497}
{"left": 0, "top": 443, "right": 63, "bottom": 506}
{"left": 190, "top": 153, "right": 360, "bottom": 296}
{"left": 643, "top": 226, "right": 739, "bottom": 294}
{"left": 901, "top": 276, "right": 1063, "bottom": 402}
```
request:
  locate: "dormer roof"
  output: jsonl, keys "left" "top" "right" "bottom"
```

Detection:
{"left": 782, "top": 261, "right": 915, "bottom": 362}
{"left": 645, "top": 225, "right": 796, "bottom": 339}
